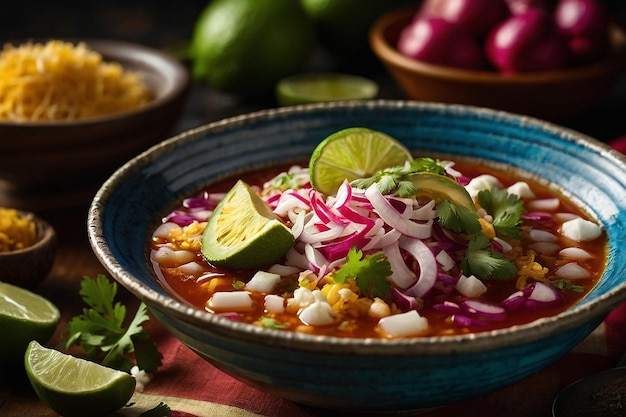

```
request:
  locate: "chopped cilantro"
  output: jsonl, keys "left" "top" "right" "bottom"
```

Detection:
{"left": 477, "top": 187, "right": 523, "bottom": 239}
{"left": 65, "top": 275, "right": 163, "bottom": 373}
{"left": 351, "top": 158, "right": 446, "bottom": 197}
{"left": 233, "top": 280, "right": 245, "bottom": 290}
{"left": 333, "top": 247, "right": 392, "bottom": 298}
{"left": 551, "top": 279, "right": 585, "bottom": 293}
{"left": 461, "top": 234, "right": 517, "bottom": 280}
{"left": 258, "top": 316, "right": 288, "bottom": 329}
{"left": 437, "top": 200, "right": 481, "bottom": 234}
{"left": 271, "top": 172, "right": 299, "bottom": 190}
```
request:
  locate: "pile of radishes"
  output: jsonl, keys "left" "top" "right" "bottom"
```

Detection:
{"left": 397, "top": 0, "right": 613, "bottom": 73}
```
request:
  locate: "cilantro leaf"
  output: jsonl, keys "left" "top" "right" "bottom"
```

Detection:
{"left": 333, "top": 247, "right": 392, "bottom": 298}
{"left": 461, "top": 234, "right": 517, "bottom": 280}
{"left": 65, "top": 275, "right": 163, "bottom": 373}
{"left": 437, "top": 200, "right": 481, "bottom": 234}
{"left": 258, "top": 316, "right": 288, "bottom": 330}
{"left": 477, "top": 187, "right": 523, "bottom": 239}
{"left": 550, "top": 279, "right": 585, "bottom": 293}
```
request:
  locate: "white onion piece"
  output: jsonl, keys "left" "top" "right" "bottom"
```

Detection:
{"left": 411, "top": 199, "right": 437, "bottom": 221}
{"left": 245, "top": 271, "right": 281, "bottom": 293}
{"left": 528, "top": 229, "right": 558, "bottom": 242}
{"left": 559, "top": 247, "right": 593, "bottom": 259}
{"left": 383, "top": 240, "right": 416, "bottom": 289}
{"left": 377, "top": 310, "right": 429, "bottom": 337}
{"left": 365, "top": 184, "right": 432, "bottom": 239}
{"left": 528, "top": 282, "right": 560, "bottom": 303}
{"left": 399, "top": 237, "right": 438, "bottom": 298}
{"left": 493, "top": 237, "right": 513, "bottom": 253}
{"left": 555, "top": 262, "right": 591, "bottom": 279}
{"left": 527, "top": 198, "right": 560, "bottom": 212}
{"left": 436, "top": 249, "right": 455, "bottom": 272}
{"left": 287, "top": 287, "right": 316, "bottom": 310}
{"left": 465, "top": 174, "right": 503, "bottom": 198}
{"left": 152, "top": 222, "right": 180, "bottom": 239}
{"left": 176, "top": 262, "right": 205, "bottom": 275}
{"left": 298, "top": 291, "right": 335, "bottom": 326}
{"left": 150, "top": 247, "right": 195, "bottom": 267}
{"left": 264, "top": 294, "right": 285, "bottom": 314}
{"left": 455, "top": 274, "right": 487, "bottom": 297}
{"left": 507, "top": 182, "right": 536, "bottom": 199}
{"left": 268, "top": 263, "right": 301, "bottom": 276}
{"left": 527, "top": 242, "right": 561, "bottom": 256}
{"left": 554, "top": 212, "right": 579, "bottom": 223}
{"left": 561, "top": 217, "right": 602, "bottom": 242}
{"left": 207, "top": 292, "right": 254, "bottom": 312}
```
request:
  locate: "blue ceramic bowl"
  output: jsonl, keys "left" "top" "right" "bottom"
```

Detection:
{"left": 88, "top": 101, "right": 626, "bottom": 413}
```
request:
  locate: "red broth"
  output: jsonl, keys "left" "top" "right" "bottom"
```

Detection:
{"left": 150, "top": 159, "right": 606, "bottom": 338}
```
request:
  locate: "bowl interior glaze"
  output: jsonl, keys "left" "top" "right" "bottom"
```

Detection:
{"left": 88, "top": 101, "right": 626, "bottom": 411}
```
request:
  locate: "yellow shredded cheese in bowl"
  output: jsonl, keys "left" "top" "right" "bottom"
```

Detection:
{"left": 0, "top": 40, "right": 152, "bottom": 122}
{"left": 0, "top": 208, "right": 37, "bottom": 252}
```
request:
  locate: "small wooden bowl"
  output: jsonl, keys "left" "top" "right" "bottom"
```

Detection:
{"left": 369, "top": 8, "right": 626, "bottom": 121}
{"left": 0, "top": 212, "right": 57, "bottom": 289}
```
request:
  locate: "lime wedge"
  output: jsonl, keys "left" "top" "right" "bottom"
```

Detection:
{"left": 309, "top": 127, "right": 413, "bottom": 196}
{"left": 276, "top": 73, "right": 378, "bottom": 106}
{"left": 202, "top": 180, "right": 295, "bottom": 270}
{"left": 407, "top": 172, "right": 476, "bottom": 211}
{"left": 0, "top": 282, "right": 60, "bottom": 364}
{"left": 24, "top": 341, "right": 135, "bottom": 417}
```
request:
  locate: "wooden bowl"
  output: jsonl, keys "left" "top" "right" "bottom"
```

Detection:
{"left": 0, "top": 211, "right": 57, "bottom": 289}
{"left": 0, "top": 39, "right": 190, "bottom": 210}
{"left": 369, "top": 9, "right": 626, "bottom": 121}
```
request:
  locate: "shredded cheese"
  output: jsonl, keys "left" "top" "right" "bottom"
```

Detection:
{"left": 0, "top": 40, "right": 151, "bottom": 122}
{"left": 0, "top": 208, "right": 37, "bottom": 252}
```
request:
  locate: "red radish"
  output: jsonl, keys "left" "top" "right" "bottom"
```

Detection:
{"left": 397, "top": 17, "right": 487, "bottom": 70}
{"left": 485, "top": 9, "right": 569, "bottom": 72}
{"left": 419, "top": 0, "right": 510, "bottom": 37}
{"left": 554, "top": 0, "right": 611, "bottom": 65}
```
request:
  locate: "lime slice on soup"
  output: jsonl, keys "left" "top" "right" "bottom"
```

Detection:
{"left": 202, "top": 180, "right": 295, "bottom": 270}
{"left": 276, "top": 73, "right": 379, "bottom": 106}
{"left": 0, "top": 282, "right": 60, "bottom": 365}
{"left": 24, "top": 341, "right": 135, "bottom": 417}
{"left": 309, "top": 127, "right": 413, "bottom": 196}
{"left": 407, "top": 172, "right": 476, "bottom": 211}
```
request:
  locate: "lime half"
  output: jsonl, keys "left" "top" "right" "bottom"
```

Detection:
{"left": 309, "top": 127, "right": 413, "bottom": 196}
{"left": 0, "top": 282, "right": 60, "bottom": 364}
{"left": 202, "top": 180, "right": 295, "bottom": 270}
{"left": 25, "top": 341, "right": 135, "bottom": 417}
{"left": 276, "top": 73, "right": 378, "bottom": 106}
{"left": 407, "top": 172, "right": 476, "bottom": 211}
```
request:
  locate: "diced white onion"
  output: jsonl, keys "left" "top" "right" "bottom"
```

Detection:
{"left": 207, "top": 292, "right": 254, "bottom": 312}
{"left": 377, "top": 310, "right": 429, "bottom": 337}
{"left": 527, "top": 242, "right": 561, "bottom": 256}
{"left": 150, "top": 247, "right": 195, "bottom": 267}
{"left": 561, "top": 218, "right": 602, "bottom": 242}
{"left": 245, "top": 271, "right": 281, "bottom": 293}
{"left": 287, "top": 287, "right": 316, "bottom": 310}
{"left": 559, "top": 247, "right": 593, "bottom": 259}
{"left": 176, "top": 261, "right": 205, "bottom": 275}
{"left": 298, "top": 291, "right": 335, "bottom": 326}
{"left": 264, "top": 294, "right": 285, "bottom": 314}
{"left": 152, "top": 222, "right": 180, "bottom": 239}
{"left": 465, "top": 175, "right": 503, "bottom": 198}
{"left": 555, "top": 262, "right": 591, "bottom": 280}
{"left": 527, "top": 198, "right": 560, "bottom": 212}
{"left": 455, "top": 274, "right": 487, "bottom": 297}
{"left": 506, "top": 182, "right": 535, "bottom": 199}
{"left": 267, "top": 264, "right": 301, "bottom": 276}
{"left": 436, "top": 249, "right": 455, "bottom": 272}
{"left": 528, "top": 229, "right": 558, "bottom": 242}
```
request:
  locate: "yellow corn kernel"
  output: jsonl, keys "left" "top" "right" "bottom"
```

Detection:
{"left": 478, "top": 218, "right": 496, "bottom": 239}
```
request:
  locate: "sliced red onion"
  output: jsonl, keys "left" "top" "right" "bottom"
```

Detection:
{"left": 384, "top": 240, "right": 416, "bottom": 289}
{"left": 452, "top": 314, "right": 490, "bottom": 328}
{"left": 398, "top": 237, "right": 438, "bottom": 298}
{"left": 365, "top": 184, "right": 433, "bottom": 240}
{"left": 502, "top": 290, "right": 527, "bottom": 311}
{"left": 460, "top": 299, "right": 508, "bottom": 321}
{"left": 433, "top": 300, "right": 462, "bottom": 315}
{"left": 522, "top": 212, "right": 553, "bottom": 222}
{"left": 390, "top": 287, "right": 421, "bottom": 311}
{"left": 503, "top": 282, "right": 563, "bottom": 312}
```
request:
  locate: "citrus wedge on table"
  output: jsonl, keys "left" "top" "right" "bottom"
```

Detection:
{"left": 0, "top": 281, "right": 60, "bottom": 364}
{"left": 309, "top": 127, "right": 413, "bottom": 196}
{"left": 407, "top": 172, "right": 476, "bottom": 211}
{"left": 276, "top": 73, "right": 378, "bottom": 106}
{"left": 202, "top": 180, "right": 295, "bottom": 270}
{"left": 25, "top": 341, "right": 136, "bottom": 417}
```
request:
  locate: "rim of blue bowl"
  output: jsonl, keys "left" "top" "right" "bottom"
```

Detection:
{"left": 88, "top": 100, "right": 626, "bottom": 356}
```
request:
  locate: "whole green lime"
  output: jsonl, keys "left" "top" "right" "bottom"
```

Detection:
{"left": 190, "top": 0, "right": 316, "bottom": 97}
